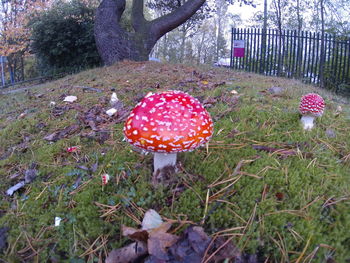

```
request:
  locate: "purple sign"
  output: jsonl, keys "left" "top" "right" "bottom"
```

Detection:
{"left": 233, "top": 40, "right": 245, "bottom": 58}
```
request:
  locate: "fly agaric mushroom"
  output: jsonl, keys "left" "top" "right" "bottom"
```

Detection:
{"left": 123, "top": 90, "right": 213, "bottom": 172}
{"left": 299, "top": 93, "right": 325, "bottom": 130}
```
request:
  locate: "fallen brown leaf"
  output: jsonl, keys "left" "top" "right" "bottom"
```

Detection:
{"left": 148, "top": 230, "right": 179, "bottom": 260}
{"left": 207, "top": 236, "right": 241, "bottom": 263}
{"left": 44, "top": 124, "right": 80, "bottom": 142}
{"left": 105, "top": 242, "right": 147, "bottom": 263}
{"left": 51, "top": 105, "right": 70, "bottom": 117}
{"left": 80, "top": 130, "right": 111, "bottom": 144}
{"left": 202, "top": 97, "right": 218, "bottom": 108}
{"left": 122, "top": 225, "right": 149, "bottom": 243}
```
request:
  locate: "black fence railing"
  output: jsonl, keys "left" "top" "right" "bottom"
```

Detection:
{"left": 230, "top": 28, "right": 350, "bottom": 93}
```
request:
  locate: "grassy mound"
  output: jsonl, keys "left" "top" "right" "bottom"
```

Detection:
{"left": 0, "top": 61, "right": 350, "bottom": 262}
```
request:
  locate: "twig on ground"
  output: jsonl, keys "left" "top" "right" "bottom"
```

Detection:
{"left": 202, "top": 236, "right": 235, "bottom": 263}
{"left": 295, "top": 236, "right": 312, "bottom": 263}
{"left": 79, "top": 235, "right": 109, "bottom": 258}
{"left": 201, "top": 157, "right": 260, "bottom": 225}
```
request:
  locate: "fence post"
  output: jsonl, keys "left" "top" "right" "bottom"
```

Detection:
{"left": 334, "top": 36, "right": 340, "bottom": 91}
{"left": 1, "top": 57, "right": 5, "bottom": 86}
{"left": 314, "top": 32, "right": 320, "bottom": 84}
{"left": 230, "top": 28, "right": 234, "bottom": 68}
{"left": 306, "top": 32, "right": 319, "bottom": 83}
{"left": 266, "top": 29, "right": 273, "bottom": 76}
{"left": 346, "top": 37, "right": 350, "bottom": 83}
{"left": 319, "top": 30, "right": 326, "bottom": 87}
{"left": 260, "top": 26, "right": 267, "bottom": 74}
{"left": 248, "top": 28, "right": 253, "bottom": 72}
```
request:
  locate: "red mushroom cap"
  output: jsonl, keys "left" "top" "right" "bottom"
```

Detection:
{"left": 299, "top": 93, "right": 325, "bottom": 117}
{"left": 123, "top": 90, "right": 214, "bottom": 153}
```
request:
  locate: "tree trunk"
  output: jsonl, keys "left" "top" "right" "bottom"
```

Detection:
{"left": 94, "top": 0, "right": 149, "bottom": 64}
{"left": 296, "top": 0, "right": 303, "bottom": 78}
{"left": 179, "top": 25, "right": 187, "bottom": 63}
{"left": 215, "top": 21, "right": 221, "bottom": 62}
{"left": 162, "top": 34, "right": 168, "bottom": 60}
{"left": 197, "top": 30, "right": 205, "bottom": 64}
{"left": 319, "top": 0, "right": 325, "bottom": 88}
{"left": 94, "top": 0, "right": 205, "bottom": 65}
{"left": 260, "top": 0, "right": 267, "bottom": 74}
{"left": 296, "top": 0, "right": 302, "bottom": 31}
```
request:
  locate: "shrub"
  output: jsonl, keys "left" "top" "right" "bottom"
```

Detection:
{"left": 29, "top": 0, "right": 101, "bottom": 74}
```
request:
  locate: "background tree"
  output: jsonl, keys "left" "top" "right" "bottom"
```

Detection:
{"left": 0, "top": 0, "right": 49, "bottom": 82}
{"left": 271, "top": 0, "right": 288, "bottom": 75}
{"left": 150, "top": 3, "right": 234, "bottom": 66}
{"left": 214, "top": 0, "right": 230, "bottom": 61}
{"left": 194, "top": 20, "right": 217, "bottom": 64}
{"left": 147, "top": 0, "right": 212, "bottom": 63}
{"left": 227, "top": 13, "right": 242, "bottom": 28}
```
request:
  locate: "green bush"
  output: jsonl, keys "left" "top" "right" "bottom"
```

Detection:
{"left": 29, "top": 0, "right": 101, "bottom": 74}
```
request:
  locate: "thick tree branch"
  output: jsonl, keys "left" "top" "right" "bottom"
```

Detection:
{"left": 150, "top": 0, "right": 206, "bottom": 40}
{"left": 132, "top": 0, "right": 148, "bottom": 32}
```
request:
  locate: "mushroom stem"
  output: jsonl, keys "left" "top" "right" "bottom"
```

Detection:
{"left": 301, "top": 115, "right": 315, "bottom": 130}
{"left": 153, "top": 153, "right": 177, "bottom": 172}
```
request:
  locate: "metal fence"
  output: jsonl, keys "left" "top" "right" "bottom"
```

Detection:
{"left": 230, "top": 28, "right": 350, "bottom": 92}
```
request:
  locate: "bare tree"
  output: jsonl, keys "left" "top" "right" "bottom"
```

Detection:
{"left": 271, "top": 0, "right": 287, "bottom": 75}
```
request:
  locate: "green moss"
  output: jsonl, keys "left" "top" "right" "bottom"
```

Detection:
{"left": 1, "top": 63, "right": 350, "bottom": 261}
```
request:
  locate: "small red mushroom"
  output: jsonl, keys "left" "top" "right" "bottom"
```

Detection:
{"left": 123, "top": 90, "right": 214, "bottom": 172}
{"left": 299, "top": 93, "right": 325, "bottom": 130}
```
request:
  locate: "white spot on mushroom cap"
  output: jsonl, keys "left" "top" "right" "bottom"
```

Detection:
{"left": 145, "top": 92, "right": 153, "bottom": 98}
{"left": 143, "top": 139, "right": 154, "bottom": 144}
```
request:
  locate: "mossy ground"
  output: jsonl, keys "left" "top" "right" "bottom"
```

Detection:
{"left": 0, "top": 61, "right": 350, "bottom": 262}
